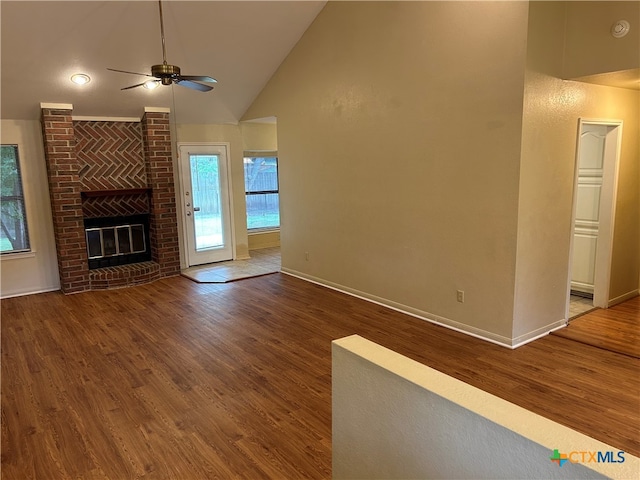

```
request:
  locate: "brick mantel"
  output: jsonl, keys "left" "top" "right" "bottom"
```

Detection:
{"left": 40, "top": 104, "right": 180, "bottom": 293}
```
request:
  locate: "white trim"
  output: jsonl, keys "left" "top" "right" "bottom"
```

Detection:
{"left": 248, "top": 228, "right": 280, "bottom": 235}
{"left": 566, "top": 118, "right": 623, "bottom": 314}
{"left": 0, "top": 250, "right": 36, "bottom": 261}
{"left": 1, "top": 286, "right": 59, "bottom": 300}
{"left": 176, "top": 142, "right": 236, "bottom": 265}
{"left": 511, "top": 320, "right": 567, "bottom": 349}
{"left": 40, "top": 102, "right": 73, "bottom": 110}
{"left": 281, "top": 268, "right": 526, "bottom": 348}
{"left": 72, "top": 116, "right": 140, "bottom": 122}
{"left": 144, "top": 107, "right": 171, "bottom": 113}
{"left": 1, "top": 144, "right": 34, "bottom": 262}
{"left": 608, "top": 290, "right": 639, "bottom": 308}
{"left": 244, "top": 150, "right": 278, "bottom": 157}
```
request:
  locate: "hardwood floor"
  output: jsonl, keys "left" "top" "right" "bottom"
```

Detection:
{"left": 2, "top": 274, "right": 639, "bottom": 478}
{"left": 552, "top": 295, "right": 640, "bottom": 358}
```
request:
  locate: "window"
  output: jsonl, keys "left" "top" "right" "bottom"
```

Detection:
{"left": 1, "top": 145, "right": 30, "bottom": 253}
{"left": 244, "top": 154, "right": 279, "bottom": 230}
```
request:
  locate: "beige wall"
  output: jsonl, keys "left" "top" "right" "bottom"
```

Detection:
{"left": 245, "top": 1, "right": 530, "bottom": 343}
{"left": 0, "top": 120, "right": 60, "bottom": 298}
{"left": 514, "top": 1, "right": 640, "bottom": 339}
{"left": 563, "top": 1, "right": 640, "bottom": 79}
{"left": 240, "top": 121, "right": 278, "bottom": 152}
{"left": 248, "top": 231, "right": 280, "bottom": 250}
{"left": 244, "top": 0, "right": 638, "bottom": 345}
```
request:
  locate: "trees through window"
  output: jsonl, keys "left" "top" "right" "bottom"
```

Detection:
{"left": 1, "top": 145, "right": 30, "bottom": 253}
{"left": 244, "top": 155, "right": 279, "bottom": 230}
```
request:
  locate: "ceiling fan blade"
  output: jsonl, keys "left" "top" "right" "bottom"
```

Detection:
{"left": 174, "top": 79, "right": 213, "bottom": 92}
{"left": 121, "top": 82, "right": 147, "bottom": 91}
{"left": 180, "top": 75, "right": 217, "bottom": 83}
{"left": 108, "top": 68, "right": 154, "bottom": 77}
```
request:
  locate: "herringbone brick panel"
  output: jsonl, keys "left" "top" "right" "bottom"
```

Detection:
{"left": 82, "top": 193, "right": 150, "bottom": 218}
{"left": 74, "top": 121, "right": 147, "bottom": 191}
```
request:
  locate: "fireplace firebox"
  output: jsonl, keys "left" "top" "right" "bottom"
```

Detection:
{"left": 84, "top": 214, "right": 151, "bottom": 269}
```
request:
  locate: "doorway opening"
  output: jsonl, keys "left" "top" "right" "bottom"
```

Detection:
{"left": 567, "top": 119, "right": 623, "bottom": 320}
{"left": 178, "top": 143, "right": 234, "bottom": 267}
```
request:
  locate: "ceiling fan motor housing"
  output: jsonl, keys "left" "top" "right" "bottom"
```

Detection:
{"left": 152, "top": 64, "right": 180, "bottom": 85}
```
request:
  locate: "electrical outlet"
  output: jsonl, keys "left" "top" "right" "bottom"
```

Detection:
{"left": 456, "top": 290, "right": 464, "bottom": 303}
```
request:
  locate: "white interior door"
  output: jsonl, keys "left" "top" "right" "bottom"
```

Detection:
{"left": 571, "top": 125, "right": 607, "bottom": 295}
{"left": 179, "top": 143, "right": 234, "bottom": 266}
{"left": 567, "top": 119, "right": 622, "bottom": 310}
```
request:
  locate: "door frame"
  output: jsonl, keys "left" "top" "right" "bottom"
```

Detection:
{"left": 177, "top": 142, "right": 236, "bottom": 267}
{"left": 566, "top": 118, "right": 623, "bottom": 314}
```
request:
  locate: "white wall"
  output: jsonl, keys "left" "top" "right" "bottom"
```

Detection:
{"left": 333, "top": 335, "right": 639, "bottom": 480}
{"left": 0, "top": 120, "right": 60, "bottom": 298}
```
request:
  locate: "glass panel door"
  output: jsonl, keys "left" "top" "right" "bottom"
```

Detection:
{"left": 179, "top": 144, "right": 233, "bottom": 266}
{"left": 191, "top": 154, "right": 224, "bottom": 250}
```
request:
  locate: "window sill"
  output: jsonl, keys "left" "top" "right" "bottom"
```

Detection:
{"left": 248, "top": 228, "right": 280, "bottom": 235}
{"left": 0, "top": 250, "right": 36, "bottom": 261}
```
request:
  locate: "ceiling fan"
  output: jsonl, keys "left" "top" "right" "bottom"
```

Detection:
{"left": 108, "top": 0, "right": 217, "bottom": 92}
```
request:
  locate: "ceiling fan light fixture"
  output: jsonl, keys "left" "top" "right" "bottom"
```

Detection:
{"left": 143, "top": 80, "right": 159, "bottom": 90}
{"left": 71, "top": 73, "right": 91, "bottom": 85}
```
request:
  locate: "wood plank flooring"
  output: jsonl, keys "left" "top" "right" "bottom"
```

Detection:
{"left": 2, "top": 274, "right": 639, "bottom": 478}
{"left": 552, "top": 296, "right": 640, "bottom": 358}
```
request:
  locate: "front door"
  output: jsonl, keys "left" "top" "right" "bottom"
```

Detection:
{"left": 179, "top": 143, "right": 233, "bottom": 266}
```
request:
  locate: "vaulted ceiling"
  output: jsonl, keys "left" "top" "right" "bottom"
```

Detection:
{"left": 1, "top": 1, "right": 326, "bottom": 124}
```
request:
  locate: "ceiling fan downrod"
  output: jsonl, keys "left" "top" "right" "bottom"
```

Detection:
{"left": 158, "top": 0, "right": 168, "bottom": 66}
{"left": 154, "top": 0, "right": 174, "bottom": 85}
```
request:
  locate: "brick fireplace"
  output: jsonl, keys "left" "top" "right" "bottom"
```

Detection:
{"left": 41, "top": 104, "right": 180, "bottom": 293}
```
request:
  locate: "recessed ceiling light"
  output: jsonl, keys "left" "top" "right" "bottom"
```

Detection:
{"left": 143, "top": 80, "right": 160, "bottom": 90}
{"left": 71, "top": 73, "right": 91, "bottom": 85}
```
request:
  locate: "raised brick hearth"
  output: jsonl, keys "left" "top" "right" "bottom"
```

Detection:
{"left": 41, "top": 104, "right": 180, "bottom": 293}
{"left": 89, "top": 262, "right": 161, "bottom": 290}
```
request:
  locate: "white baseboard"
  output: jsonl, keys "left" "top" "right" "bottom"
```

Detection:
{"left": 511, "top": 320, "right": 567, "bottom": 349}
{"left": 281, "top": 268, "right": 521, "bottom": 348}
{"left": 1, "top": 285, "right": 60, "bottom": 299}
{"left": 608, "top": 289, "right": 638, "bottom": 307}
{"left": 281, "top": 268, "right": 568, "bottom": 349}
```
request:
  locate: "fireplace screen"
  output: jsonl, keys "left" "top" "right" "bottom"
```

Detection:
{"left": 84, "top": 215, "right": 151, "bottom": 269}
{"left": 86, "top": 224, "right": 146, "bottom": 259}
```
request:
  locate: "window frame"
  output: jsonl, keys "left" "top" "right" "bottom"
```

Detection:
{"left": 243, "top": 151, "right": 280, "bottom": 232}
{"left": 1, "top": 144, "right": 31, "bottom": 255}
